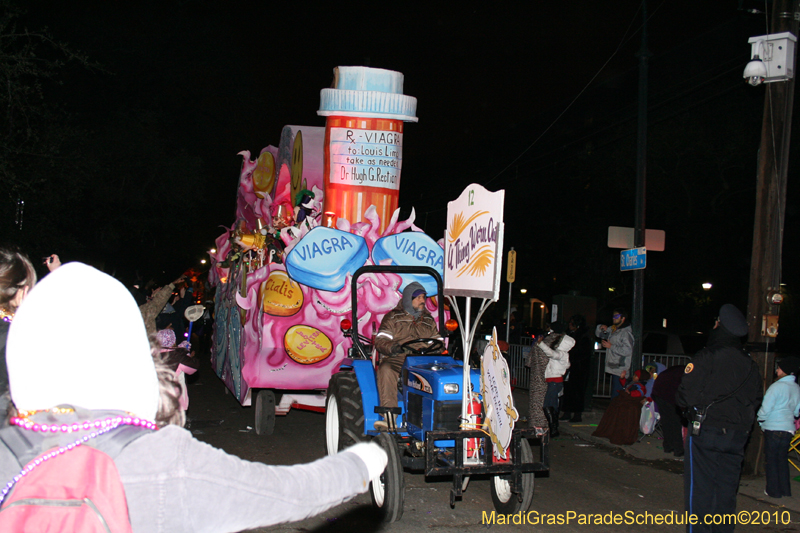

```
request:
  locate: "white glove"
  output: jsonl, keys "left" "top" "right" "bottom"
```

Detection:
{"left": 343, "top": 442, "right": 388, "bottom": 482}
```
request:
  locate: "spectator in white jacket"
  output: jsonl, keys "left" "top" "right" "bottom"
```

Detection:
{"left": 538, "top": 331, "right": 574, "bottom": 437}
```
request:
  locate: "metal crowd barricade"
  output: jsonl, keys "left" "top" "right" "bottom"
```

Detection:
{"left": 591, "top": 350, "right": 691, "bottom": 398}
{"left": 506, "top": 343, "right": 531, "bottom": 390}
{"left": 473, "top": 337, "right": 534, "bottom": 390}
{"left": 501, "top": 343, "right": 691, "bottom": 397}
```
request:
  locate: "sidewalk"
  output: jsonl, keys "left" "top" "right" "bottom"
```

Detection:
{"left": 512, "top": 390, "right": 800, "bottom": 513}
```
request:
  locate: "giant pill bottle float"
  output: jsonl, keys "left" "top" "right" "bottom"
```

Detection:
{"left": 318, "top": 66, "right": 418, "bottom": 234}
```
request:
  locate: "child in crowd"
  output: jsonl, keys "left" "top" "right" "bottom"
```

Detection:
{"left": 757, "top": 355, "right": 800, "bottom": 498}
{"left": 156, "top": 328, "right": 198, "bottom": 411}
{"left": 592, "top": 369, "right": 651, "bottom": 446}
{"left": 621, "top": 369, "right": 650, "bottom": 398}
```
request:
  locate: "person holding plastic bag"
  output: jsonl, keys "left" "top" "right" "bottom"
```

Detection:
{"left": 757, "top": 355, "right": 800, "bottom": 498}
{"left": 0, "top": 262, "right": 386, "bottom": 532}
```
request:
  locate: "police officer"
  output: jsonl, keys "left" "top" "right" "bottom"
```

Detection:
{"left": 677, "top": 304, "right": 762, "bottom": 533}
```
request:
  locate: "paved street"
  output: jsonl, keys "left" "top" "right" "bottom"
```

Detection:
{"left": 185, "top": 359, "right": 799, "bottom": 532}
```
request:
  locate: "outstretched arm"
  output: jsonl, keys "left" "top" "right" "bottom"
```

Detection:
{"left": 118, "top": 426, "right": 385, "bottom": 532}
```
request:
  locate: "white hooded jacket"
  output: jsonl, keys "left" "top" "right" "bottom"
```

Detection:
{"left": 540, "top": 334, "right": 575, "bottom": 380}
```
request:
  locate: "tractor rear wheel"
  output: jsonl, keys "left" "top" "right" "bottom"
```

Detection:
{"left": 254, "top": 389, "right": 277, "bottom": 435}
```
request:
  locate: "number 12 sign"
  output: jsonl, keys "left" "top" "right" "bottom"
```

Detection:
{"left": 445, "top": 184, "right": 505, "bottom": 299}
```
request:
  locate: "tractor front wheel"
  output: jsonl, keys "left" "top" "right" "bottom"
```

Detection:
{"left": 370, "top": 432, "right": 405, "bottom": 522}
{"left": 325, "top": 373, "right": 365, "bottom": 454}
{"left": 490, "top": 439, "right": 535, "bottom": 514}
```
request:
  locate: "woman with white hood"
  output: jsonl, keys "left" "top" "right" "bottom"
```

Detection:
{"left": 538, "top": 330, "right": 574, "bottom": 437}
{"left": 0, "top": 262, "right": 386, "bottom": 532}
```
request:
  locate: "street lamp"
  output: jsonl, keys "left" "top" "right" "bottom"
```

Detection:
{"left": 520, "top": 288, "right": 527, "bottom": 294}
{"left": 702, "top": 282, "right": 712, "bottom": 290}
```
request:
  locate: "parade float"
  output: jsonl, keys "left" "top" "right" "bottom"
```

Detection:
{"left": 209, "top": 67, "right": 447, "bottom": 434}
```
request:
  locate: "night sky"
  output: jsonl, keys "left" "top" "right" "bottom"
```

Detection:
{"left": 3, "top": 1, "right": 796, "bottom": 344}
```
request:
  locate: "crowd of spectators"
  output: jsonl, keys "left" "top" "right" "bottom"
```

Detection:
{"left": 3, "top": 245, "right": 799, "bottom": 530}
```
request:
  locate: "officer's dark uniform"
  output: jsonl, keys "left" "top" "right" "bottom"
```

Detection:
{"left": 676, "top": 305, "right": 762, "bottom": 533}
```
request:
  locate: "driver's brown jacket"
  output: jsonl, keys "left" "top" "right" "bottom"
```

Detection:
{"left": 374, "top": 302, "right": 441, "bottom": 355}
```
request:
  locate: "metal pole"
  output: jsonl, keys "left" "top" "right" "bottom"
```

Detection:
{"left": 631, "top": 0, "right": 649, "bottom": 376}
{"left": 743, "top": 0, "right": 798, "bottom": 475}
{"left": 461, "top": 297, "right": 472, "bottom": 432}
{"left": 506, "top": 281, "right": 513, "bottom": 343}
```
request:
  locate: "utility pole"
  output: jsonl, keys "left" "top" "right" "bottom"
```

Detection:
{"left": 631, "top": 0, "right": 649, "bottom": 375}
{"left": 742, "top": 0, "right": 799, "bottom": 475}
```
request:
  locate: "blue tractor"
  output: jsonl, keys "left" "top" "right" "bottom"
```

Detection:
{"left": 325, "top": 265, "right": 549, "bottom": 522}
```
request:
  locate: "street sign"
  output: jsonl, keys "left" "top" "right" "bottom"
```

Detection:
{"left": 507, "top": 249, "right": 516, "bottom": 283}
{"left": 607, "top": 226, "right": 665, "bottom": 251}
{"left": 620, "top": 247, "right": 647, "bottom": 271}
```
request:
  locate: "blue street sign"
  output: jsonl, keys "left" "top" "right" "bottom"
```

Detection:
{"left": 620, "top": 247, "right": 647, "bottom": 271}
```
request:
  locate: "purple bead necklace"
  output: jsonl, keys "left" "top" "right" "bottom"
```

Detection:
{"left": 1, "top": 413, "right": 157, "bottom": 505}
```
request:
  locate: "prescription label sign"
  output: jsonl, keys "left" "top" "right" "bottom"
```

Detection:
{"left": 327, "top": 127, "right": 402, "bottom": 190}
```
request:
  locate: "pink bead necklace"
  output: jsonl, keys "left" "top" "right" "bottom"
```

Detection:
{"left": 9, "top": 411, "right": 157, "bottom": 434}
{"left": 1, "top": 411, "right": 157, "bottom": 505}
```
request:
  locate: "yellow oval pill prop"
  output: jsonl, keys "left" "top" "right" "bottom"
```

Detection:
{"left": 284, "top": 325, "right": 332, "bottom": 365}
{"left": 260, "top": 270, "right": 303, "bottom": 317}
{"left": 290, "top": 131, "right": 305, "bottom": 201}
{"left": 253, "top": 151, "right": 276, "bottom": 198}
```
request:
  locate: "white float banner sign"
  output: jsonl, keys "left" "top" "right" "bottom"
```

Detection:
{"left": 327, "top": 127, "right": 402, "bottom": 190}
{"left": 444, "top": 184, "right": 505, "bottom": 299}
{"left": 481, "top": 328, "right": 518, "bottom": 459}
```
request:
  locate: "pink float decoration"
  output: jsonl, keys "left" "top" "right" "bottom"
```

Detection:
{"left": 209, "top": 123, "right": 446, "bottom": 410}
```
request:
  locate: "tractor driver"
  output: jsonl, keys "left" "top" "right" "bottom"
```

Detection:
{"left": 374, "top": 282, "right": 443, "bottom": 429}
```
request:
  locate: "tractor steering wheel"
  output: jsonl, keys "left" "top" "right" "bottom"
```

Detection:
{"left": 401, "top": 338, "right": 444, "bottom": 355}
